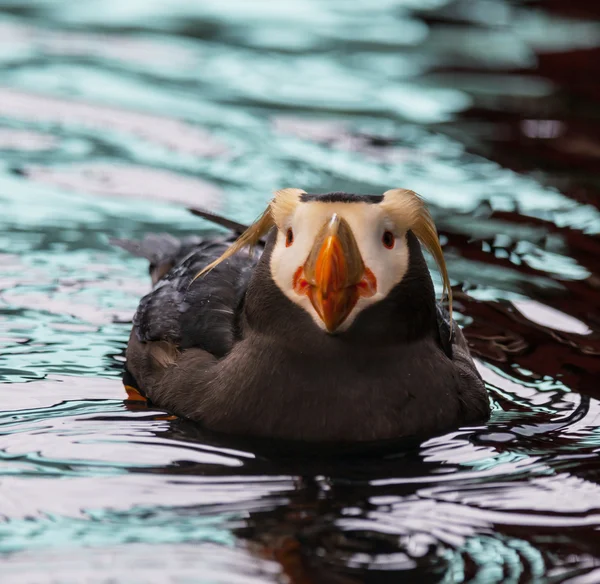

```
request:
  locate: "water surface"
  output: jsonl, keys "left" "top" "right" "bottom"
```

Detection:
{"left": 1, "top": 1, "right": 599, "bottom": 582}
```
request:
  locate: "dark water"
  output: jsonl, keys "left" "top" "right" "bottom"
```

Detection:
{"left": 1, "top": 1, "right": 599, "bottom": 582}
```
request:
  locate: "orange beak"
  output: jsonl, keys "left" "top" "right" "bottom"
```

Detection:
{"left": 301, "top": 214, "right": 376, "bottom": 333}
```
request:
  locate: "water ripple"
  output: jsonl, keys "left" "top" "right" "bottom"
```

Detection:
{"left": 0, "top": 1, "right": 599, "bottom": 582}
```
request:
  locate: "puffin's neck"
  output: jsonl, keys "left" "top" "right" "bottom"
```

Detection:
{"left": 242, "top": 229, "right": 438, "bottom": 348}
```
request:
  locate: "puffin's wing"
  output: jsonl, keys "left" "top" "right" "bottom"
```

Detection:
{"left": 133, "top": 240, "right": 258, "bottom": 357}
{"left": 435, "top": 303, "right": 455, "bottom": 359}
{"left": 131, "top": 238, "right": 259, "bottom": 357}
{"left": 436, "top": 302, "right": 485, "bottom": 396}
{"left": 446, "top": 308, "right": 488, "bottom": 421}
{"left": 115, "top": 209, "right": 260, "bottom": 358}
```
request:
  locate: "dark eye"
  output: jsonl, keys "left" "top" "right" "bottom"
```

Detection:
{"left": 382, "top": 230, "right": 395, "bottom": 249}
{"left": 286, "top": 228, "right": 294, "bottom": 247}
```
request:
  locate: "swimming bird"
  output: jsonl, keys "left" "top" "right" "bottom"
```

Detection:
{"left": 120, "top": 189, "right": 489, "bottom": 442}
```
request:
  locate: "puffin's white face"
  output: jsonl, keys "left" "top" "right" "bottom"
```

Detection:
{"left": 270, "top": 199, "right": 410, "bottom": 333}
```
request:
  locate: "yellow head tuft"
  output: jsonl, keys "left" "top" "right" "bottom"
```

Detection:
{"left": 381, "top": 188, "right": 452, "bottom": 323}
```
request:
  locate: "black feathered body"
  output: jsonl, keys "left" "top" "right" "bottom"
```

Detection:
{"left": 124, "top": 228, "right": 489, "bottom": 442}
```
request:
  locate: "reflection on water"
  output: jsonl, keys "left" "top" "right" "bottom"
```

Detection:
{"left": 0, "top": 0, "right": 599, "bottom": 582}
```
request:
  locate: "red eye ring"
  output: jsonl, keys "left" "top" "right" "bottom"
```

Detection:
{"left": 382, "top": 230, "right": 395, "bottom": 249}
{"left": 286, "top": 228, "right": 294, "bottom": 247}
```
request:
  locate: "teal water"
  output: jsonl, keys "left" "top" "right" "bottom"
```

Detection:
{"left": 1, "top": 1, "right": 600, "bottom": 582}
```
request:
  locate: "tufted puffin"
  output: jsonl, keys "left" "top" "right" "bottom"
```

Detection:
{"left": 119, "top": 188, "right": 490, "bottom": 442}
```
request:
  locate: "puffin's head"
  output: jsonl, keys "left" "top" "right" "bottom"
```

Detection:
{"left": 197, "top": 188, "right": 451, "bottom": 334}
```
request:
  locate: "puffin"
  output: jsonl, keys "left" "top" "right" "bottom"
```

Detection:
{"left": 120, "top": 188, "right": 490, "bottom": 442}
